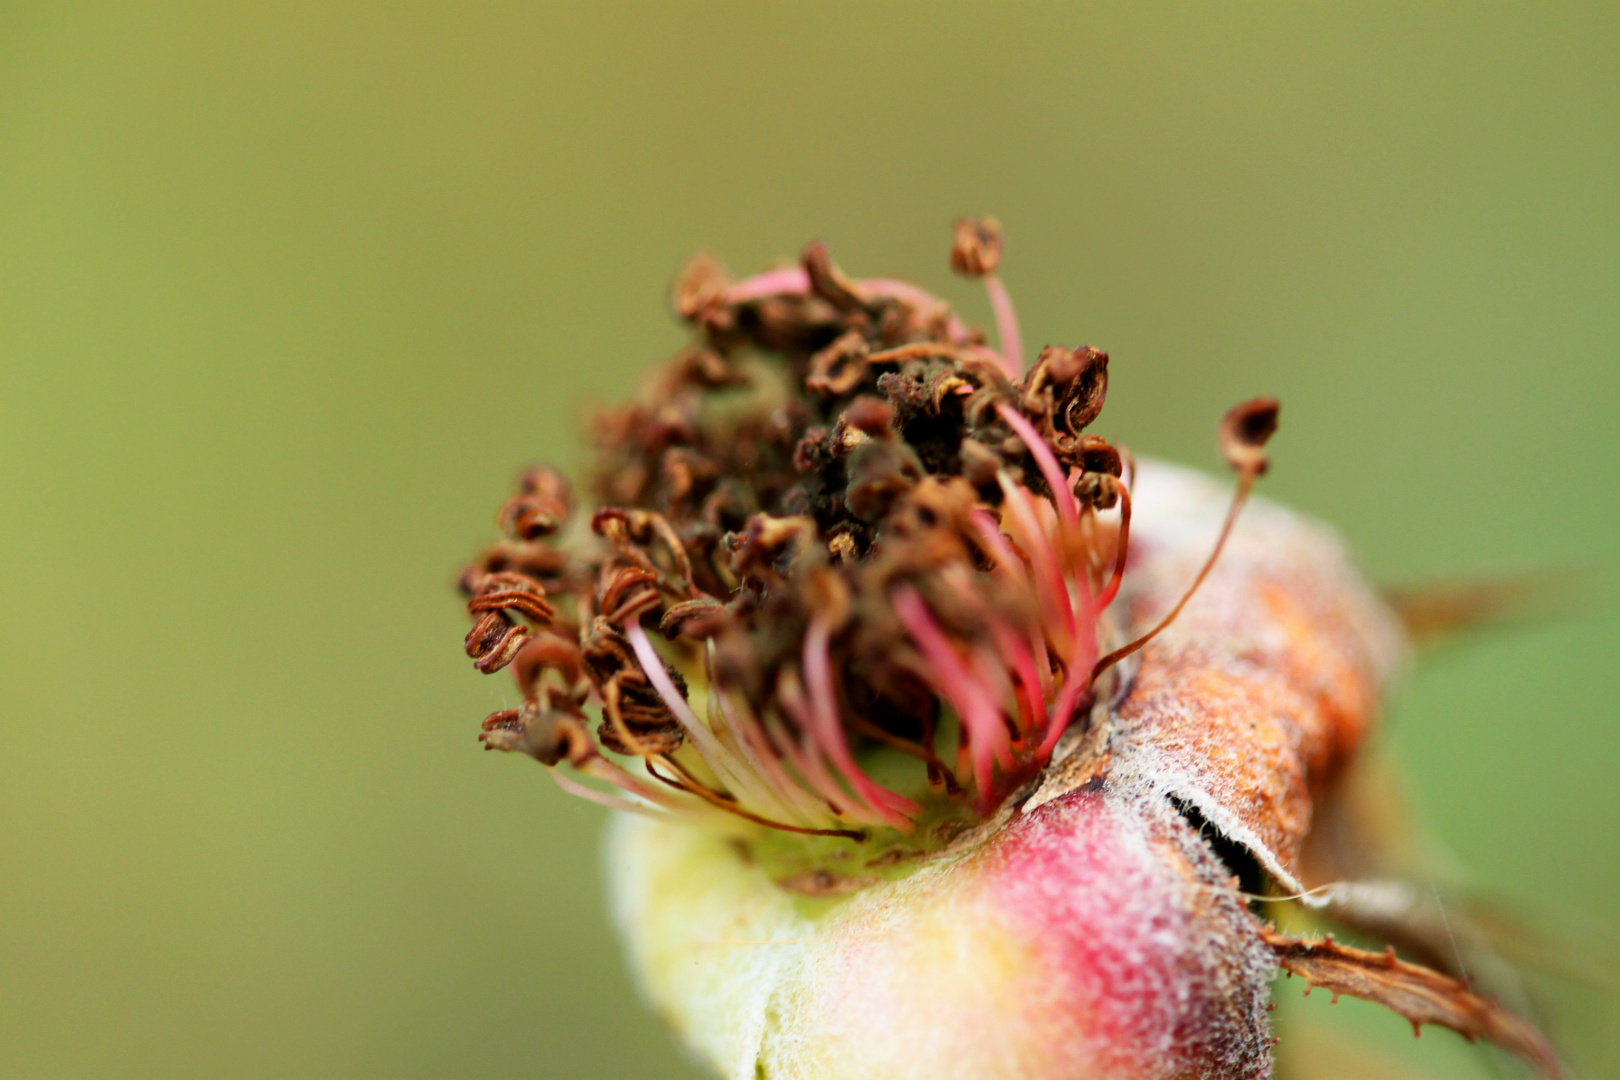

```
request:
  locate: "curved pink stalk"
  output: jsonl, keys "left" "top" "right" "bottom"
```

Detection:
{"left": 721, "top": 269, "right": 972, "bottom": 343}
{"left": 995, "top": 478, "right": 1077, "bottom": 646}
{"left": 969, "top": 508, "right": 1057, "bottom": 701}
{"left": 803, "top": 617, "right": 921, "bottom": 827}
{"left": 892, "top": 587, "right": 1013, "bottom": 811}
{"left": 1039, "top": 577, "right": 1100, "bottom": 759}
{"left": 1095, "top": 485, "right": 1132, "bottom": 612}
{"left": 983, "top": 274, "right": 1023, "bottom": 379}
{"left": 548, "top": 767, "right": 674, "bottom": 819}
{"left": 969, "top": 509, "right": 1025, "bottom": 580}
{"left": 568, "top": 756, "right": 689, "bottom": 816}
{"left": 711, "top": 682, "right": 833, "bottom": 828}
{"left": 723, "top": 267, "right": 809, "bottom": 303}
{"left": 996, "top": 403, "right": 1078, "bottom": 526}
{"left": 773, "top": 670, "right": 896, "bottom": 828}
{"left": 970, "top": 644, "right": 1020, "bottom": 771}
{"left": 625, "top": 622, "right": 762, "bottom": 803}
{"left": 1039, "top": 647, "right": 1093, "bottom": 759}
{"left": 989, "top": 621, "right": 1047, "bottom": 741}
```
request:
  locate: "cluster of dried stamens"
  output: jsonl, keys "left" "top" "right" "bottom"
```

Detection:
{"left": 459, "top": 219, "right": 1276, "bottom": 839}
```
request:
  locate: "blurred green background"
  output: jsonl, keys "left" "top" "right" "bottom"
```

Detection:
{"left": 1, "top": 4, "right": 1615, "bottom": 1077}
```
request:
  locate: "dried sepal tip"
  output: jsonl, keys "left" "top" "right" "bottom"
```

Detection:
{"left": 1263, "top": 927, "right": 1565, "bottom": 1078}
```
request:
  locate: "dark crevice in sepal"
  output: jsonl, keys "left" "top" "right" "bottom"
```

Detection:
{"left": 1169, "top": 796, "right": 1268, "bottom": 904}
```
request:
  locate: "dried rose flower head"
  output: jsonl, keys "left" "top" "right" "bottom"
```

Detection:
{"left": 455, "top": 221, "right": 1564, "bottom": 1079}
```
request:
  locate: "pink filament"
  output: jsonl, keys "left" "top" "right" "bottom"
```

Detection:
{"left": 547, "top": 768, "right": 673, "bottom": 819}
{"left": 1041, "top": 580, "right": 1100, "bottom": 758}
{"left": 970, "top": 643, "right": 1020, "bottom": 771}
{"left": 969, "top": 509, "right": 1025, "bottom": 579}
{"left": 713, "top": 685, "right": 833, "bottom": 828}
{"left": 971, "top": 509, "right": 1058, "bottom": 705}
{"left": 721, "top": 269, "right": 972, "bottom": 343}
{"left": 624, "top": 622, "right": 758, "bottom": 800}
{"left": 983, "top": 274, "right": 1023, "bottom": 379}
{"left": 803, "top": 617, "right": 921, "bottom": 827}
{"left": 723, "top": 267, "right": 808, "bottom": 303}
{"left": 996, "top": 478, "right": 1078, "bottom": 647}
{"left": 996, "top": 403, "right": 1078, "bottom": 525}
{"left": 771, "top": 678, "right": 887, "bottom": 827}
{"left": 989, "top": 621, "right": 1047, "bottom": 742}
{"left": 892, "top": 587, "right": 1013, "bottom": 811}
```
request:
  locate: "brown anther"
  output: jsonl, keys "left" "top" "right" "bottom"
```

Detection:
{"left": 805, "top": 331, "right": 872, "bottom": 396}
{"left": 597, "top": 699, "right": 684, "bottom": 756}
{"left": 596, "top": 507, "right": 699, "bottom": 596}
{"left": 1075, "top": 472, "right": 1122, "bottom": 512}
{"left": 801, "top": 240, "right": 869, "bottom": 311}
{"left": 791, "top": 426, "right": 833, "bottom": 475}
{"left": 671, "top": 346, "right": 747, "bottom": 389}
{"left": 747, "top": 293, "right": 840, "bottom": 353}
{"left": 467, "top": 571, "right": 556, "bottom": 624}
{"left": 845, "top": 441, "right": 924, "bottom": 522}
{"left": 598, "top": 565, "right": 663, "bottom": 626}
{"left": 1078, "top": 435, "right": 1123, "bottom": 478}
{"left": 1021, "top": 345, "right": 1109, "bottom": 460}
{"left": 826, "top": 531, "right": 857, "bottom": 563}
{"left": 834, "top": 423, "right": 874, "bottom": 455}
{"left": 520, "top": 464, "right": 571, "bottom": 501}
{"left": 1220, "top": 397, "right": 1280, "bottom": 476}
{"left": 479, "top": 699, "right": 592, "bottom": 766}
{"left": 589, "top": 508, "right": 659, "bottom": 575}
{"left": 581, "top": 619, "right": 688, "bottom": 756}
{"left": 659, "top": 597, "right": 732, "bottom": 641}
{"left": 950, "top": 216, "right": 1003, "bottom": 278}
{"left": 458, "top": 541, "right": 569, "bottom": 595}
{"left": 801, "top": 564, "right": 852, "bottom": 629}
{"left": 508, "top": 632, "right": 587, "bottom": 700}
{"left": 729, "top": 514, "right": 814, "bottom": 582}
{"left": 902, "top": 476, "right": 981, "bottom": 535}
{"left": 496, "top": 467, "right": 572, "bottom": 540}
{"left": 661, "top": 447, "right": 718, "bottom": 509}
{"left": 958, "top": 438, "right": 1005, "bottom": 490}
{"left": 673, "top": 253, "right": 730, "bottom": 322}
{"left": 590, "top": 506, "right": 636, "bottom": 546}
{"left": 465, "top": 611, "right": 531, "bottom": 673}
{"left": 843, "top": 395, "right": 896, "bottom": 438}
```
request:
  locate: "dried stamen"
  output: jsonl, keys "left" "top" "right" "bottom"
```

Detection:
{"left": 459, "top": 223, "right": 1269, "bottom": 841}
{"left": 1090, "top": 398, "right": 1279, "bottom": 686}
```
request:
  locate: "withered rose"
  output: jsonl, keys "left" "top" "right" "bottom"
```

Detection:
{"left": 456, "top": 221, "right": 1562, "bottom": 1079}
